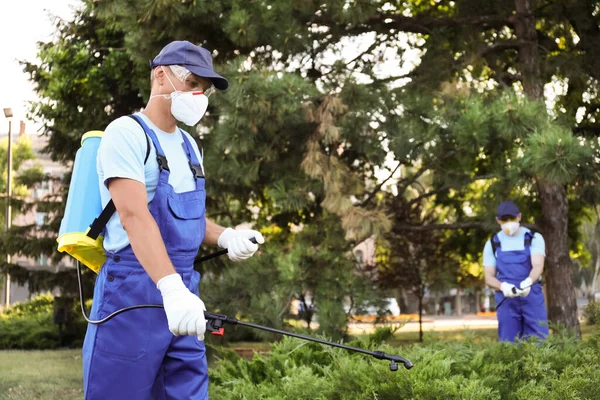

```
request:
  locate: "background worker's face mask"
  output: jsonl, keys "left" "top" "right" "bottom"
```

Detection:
{"left": 151, "top": 66, "right": 210, "bottom": 126}
{"left": 501, "top": 221, "right": 520, "bottom": 236}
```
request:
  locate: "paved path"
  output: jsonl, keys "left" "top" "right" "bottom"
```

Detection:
{"left": 347, "top": 314, "right": 498, "bottom": 335}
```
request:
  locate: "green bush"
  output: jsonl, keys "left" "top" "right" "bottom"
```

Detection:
{"left": 209, "top": 331, "right": 600, "bottom": 399}
{"left": 0, "top": 294, "right": 88, "bottom": 349}
{"left": 583, "top": 301, "right": 600, "bottom": 325}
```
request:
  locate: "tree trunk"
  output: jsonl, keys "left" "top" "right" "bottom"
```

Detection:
{"left": 455, "top": 289, "right": 462, "bottom": 316}
{"left": 514, "top": 0, "right": 543, "bottom": 99}
{"left": 537, "top": 182, "right": 581, "bottom": 335}
{"left": 398, "top": 287, "right": 409, "bottom": 314}
{"left": 591, "top": 223, "right": 600, "bottom": 297}
{"left": 418, "top": 293, "right": 423, "bottom": 342}
{"left": 514, "top": 0, "right": 581, "bottom": 335}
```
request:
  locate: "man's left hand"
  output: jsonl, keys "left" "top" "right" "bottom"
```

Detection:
{"left": 217, "top": 228, "right": 265, "bottom": 262}
{"left": 519, "top": 277, "right": 532, "bottom": 297}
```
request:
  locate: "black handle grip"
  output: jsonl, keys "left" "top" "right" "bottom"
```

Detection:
{"left": 194, "top": 237, "right": 259, "bottom": 264}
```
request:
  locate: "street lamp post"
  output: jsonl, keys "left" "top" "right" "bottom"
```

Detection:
{"left": 3, "top": 108, "right": 12, "bottom": 307}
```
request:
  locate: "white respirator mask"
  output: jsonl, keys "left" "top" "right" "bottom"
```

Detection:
{"left": 501, "top": 221, "right": 520, "bottom": 236}
{"left": 169, "top": 91, "right": 208, "bottom": 126}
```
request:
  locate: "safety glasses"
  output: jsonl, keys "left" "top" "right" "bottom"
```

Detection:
{"left": 184, "top": 78, "right": 215, "bottom": 97}
{"left": 498, "top": 215, "right": 518, "bottom": 222}
{"left": 169, "top": 65, "right": 215, "bottom": 97}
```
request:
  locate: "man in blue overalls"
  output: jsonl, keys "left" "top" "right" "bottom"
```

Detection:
{"left": 82, "top": 41, "right": 265, "bottom": 399}
{"left": 482, "top": 201, "right": 549, "bottom": 342}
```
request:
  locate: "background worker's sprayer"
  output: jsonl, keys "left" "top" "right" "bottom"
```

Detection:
{"left": 59, "top": 130, "right": 413, "bottom": 371}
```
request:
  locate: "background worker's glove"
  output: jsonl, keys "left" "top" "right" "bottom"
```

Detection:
{"left": 519, "top": 277, "right": 533, "bottom": 297}
{"left": 500, "top": 282, "right": 520, "bottom": 298}
{"left": 217, "top": 228, "right": 265, "bottom": 262}
{"left": 157, "top": 273, "right": 207, "bottom": 340}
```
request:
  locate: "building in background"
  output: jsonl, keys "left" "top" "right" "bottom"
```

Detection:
{"left": 1, "top": 122, "right": 71, "bottom": 305}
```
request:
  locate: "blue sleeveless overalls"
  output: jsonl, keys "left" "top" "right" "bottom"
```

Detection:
{"left": 493, "top": 232, "right": 549, "bottom": 342}
{"left": 82, "top": 116, "right": 208, "bottom": 399}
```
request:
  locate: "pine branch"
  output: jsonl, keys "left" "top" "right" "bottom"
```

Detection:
{"left": 360, "top": 162, "right": 401, "bottom": 206}
{"left": 345, "top": 34, "right": 388, "bottom": 67}
{"left": 402, "top": 174, "right": 496, "bottom": 211}
{"left": 377, "top": 71, "right": 419, "bottom": 84}
{"left": 573, "top": 126, "right": 600, "bottom": 138}
{"left": 393, "top": 150, "right": 458, "bottom": 198}
{"left": 395, "top": 221, "right": 484, "bottom": 231}
{"left": 498, "top": 71, "right": 523, "bottom": 86}
{"left": 480, "top": 40, "right": 529, "bottom": 57}
{"left": 392, "top": 166, "right": 428, "bottom": 200}
{"left": 342, "top": 13, "right": 521, "bottom": 36}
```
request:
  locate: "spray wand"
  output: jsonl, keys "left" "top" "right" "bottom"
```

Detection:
{"left": 75, "top": 242, "right": 414, "bottom": 371}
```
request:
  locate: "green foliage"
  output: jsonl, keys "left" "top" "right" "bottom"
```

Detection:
{"left": 209, "top": 332, "right": 600, "bottom": 399}
{"left": 523, "top": 124, "right": 593, "bottom": 185}
{"left": 0, "top": 294, "right": 88, "bottom": 349}
{"left": 583, "top": 301, "right": 600, "bottom": 326}
{"left": 21, "top": 0, "right": 600, "bottom": 333}
{"left": 0, "top": 136, "right": 38, "bottom": 227}
{"left": 201, "top": 214, "right": 386, "bottom": 342}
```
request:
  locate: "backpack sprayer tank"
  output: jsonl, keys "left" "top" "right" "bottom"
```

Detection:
{"left": 56, "top": 131, "right": 106, "bottom": 273}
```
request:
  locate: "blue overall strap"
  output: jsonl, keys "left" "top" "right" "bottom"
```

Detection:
{"left": 87, "top": 115, "right": 151, "bottom": 240}
{"left": 179, "top": 131, "right": 204, "bottom": 188}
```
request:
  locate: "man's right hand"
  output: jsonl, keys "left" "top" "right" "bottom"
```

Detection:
{"left": 157, "top": 273, "right": 207, "bottom": 340}
{"left": 500, "top": 282, "right": 521, "bottom": 298}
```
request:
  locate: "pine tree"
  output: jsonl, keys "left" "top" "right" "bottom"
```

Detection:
{"left": 18, "top": 0, "right": 600, "bottom": 335}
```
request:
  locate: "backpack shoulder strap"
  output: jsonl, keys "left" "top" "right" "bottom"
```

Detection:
{"left": 128, "top": 114, "right": 151, "bottom": 163}
{"left": 491, "top": 234, "right": 501, "bottom": 258}
{"left": 524, "top": 231, "right": 534, "bottom": 248}
{"left": 87, "top": 115, "right": 151, "bottom": 240}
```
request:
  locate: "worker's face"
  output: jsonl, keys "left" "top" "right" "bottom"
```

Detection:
{"left": 496, "top": 213, "right": 521, "bottom": 236}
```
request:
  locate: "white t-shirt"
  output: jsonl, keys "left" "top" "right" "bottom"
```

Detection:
{"left": 97, "top": 112, "right": 204, "bottom": 253}
{"left": 482, "top": 227, "right": 546, "bottom": 268}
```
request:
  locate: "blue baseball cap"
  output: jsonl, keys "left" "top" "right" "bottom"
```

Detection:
{"left": 151, "top": 41, "right": 229, "bottom": 90}
{"left": 496, "top": 201, "right": 520, "bottom": 217}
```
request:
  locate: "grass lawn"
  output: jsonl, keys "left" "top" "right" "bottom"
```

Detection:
{"left": 0, "top": 349, "right": 83, "bottom": 400}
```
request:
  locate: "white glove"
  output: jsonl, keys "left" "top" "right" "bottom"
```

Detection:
{"left": 217, "top": 228, "right": 265, "bottom": 262}
{"left": 500, "top": 282, "right": 520, "bottom": 298}
{"left": 519, "top": 277, "right": 532, "bottom": 297}
{"left": 157, "top": 273, "right": 207, "bottom": 340}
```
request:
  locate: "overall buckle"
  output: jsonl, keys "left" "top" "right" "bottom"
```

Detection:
{"left": 189, "top": 161, "right": 204, "bottom": 178}
{"left": 157, "top": 156, "right": 170, "bottom": 171}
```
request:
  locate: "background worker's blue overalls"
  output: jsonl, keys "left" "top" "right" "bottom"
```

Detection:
{"left": 493, "top": 232, "right": 549, "bottom": 342}
{"left": 82, "top": 116, "right": 208, "bottom": 399}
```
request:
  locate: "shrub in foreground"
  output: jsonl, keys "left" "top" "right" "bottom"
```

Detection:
{"left": 209, "top": 330, "right": 600, "bottom": 399}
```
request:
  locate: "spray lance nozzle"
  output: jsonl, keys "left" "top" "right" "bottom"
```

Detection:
{"left": 372, "top": 350, "right": 414, "bottom": 371}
